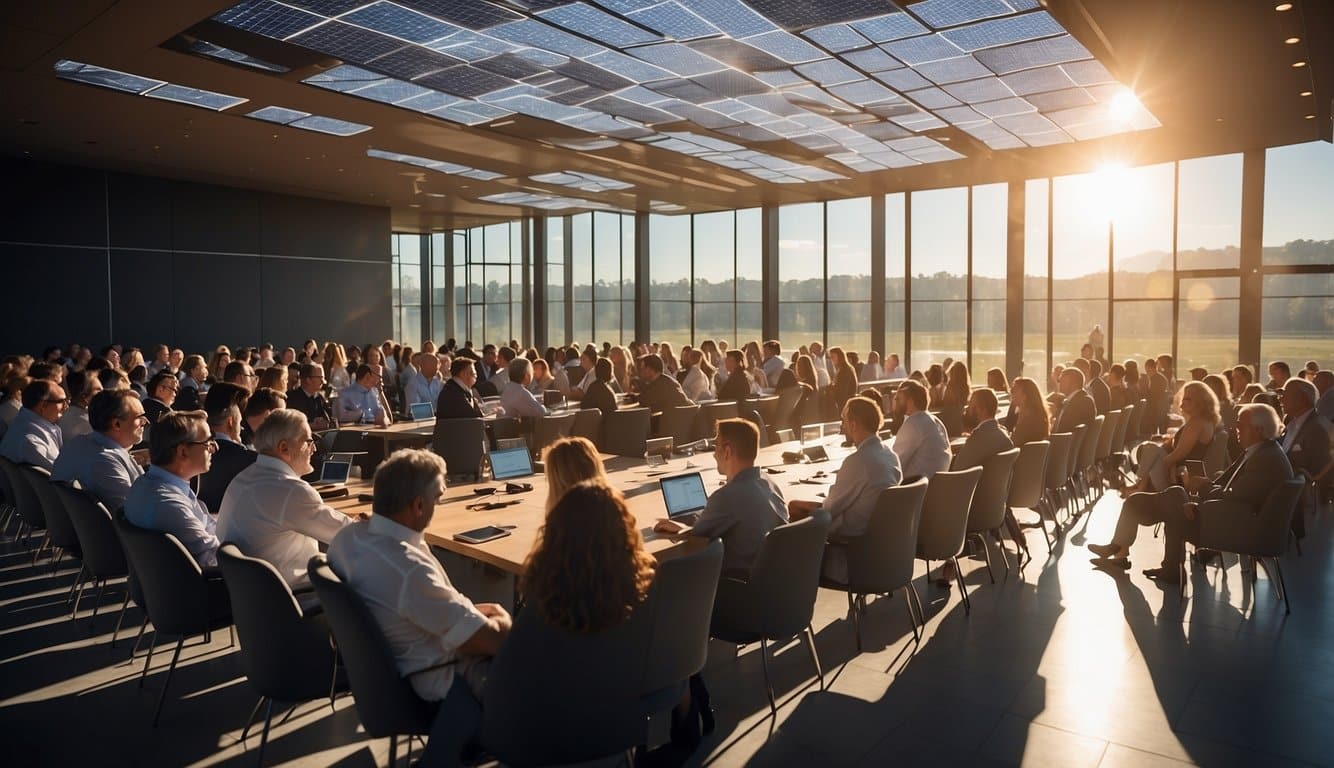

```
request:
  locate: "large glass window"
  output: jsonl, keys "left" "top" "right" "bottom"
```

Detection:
{"left": 779, "top": 202, "right": 825, "bottom": 345}
{"left": 1111, "top": 163, "right": 1174, "bottom": 364}
{"left": 909, "top": 187, "right": 967, "bottom": 371}
{"left": 430, "top": 233, "right": 446, "bottom": 345}
{"left": 1051, "top": 171, "right": 1108, "bottom": 365}
{"left": 826, "top": 197, "right": 872, "bottom": 353}
{"left": 546, "top": 217, "right": 566, "bottom": 346}
{"left": 1263, "top": 141, "right": 1334, "bottom": 365}
{"left": 885, "top": 193, "right": 906, "bottom": 371}
{"left": 1177, "top": 277, "right": 1239, "bottom": 372}
{"left": 648, "top": 213, "right": 691, "bottom": 348}
{"left": 971, "top": 183, "right": 1007, "bottom": 375}
{"left": 390, "top": 234, "right": 422, "bottom": 349}
{"left": 1177, "top": 154, "right": 1242, "bottom": 270}
{"left": 1024, "top": 179, "right": 1049, "bottom": 387}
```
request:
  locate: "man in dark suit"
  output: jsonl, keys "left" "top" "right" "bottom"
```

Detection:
{"left": 633, "top": 353, "right": 692, "bottom": 414}
{"left": 198, "top": 382, "right": 258, "bottom": 514}
{"left": 1107, "top": 364, "right": 1130, "bottom": 412}
{"left": 1053, "top": 368, "right": 1096, "bottom": 434}
{"left": 1089, "top": 403, "right": 1293, "bottom": 582}
{"left": 142, "top": 371, "right": 178, "bottom": 426}
{"left": 1087, "top": 359, "right": 1112, "bottom": 415}
{"left": 581, "top": 358, "right": 617, "bottom": 418}
{"left": 434, "top": 357, "right": 484, "bottom": 420}
{"left": 952, "top": 389, "right": 1014, "bottom": 471}
{"left": 1279, "top": 378, "right": 1330, "bottom": 541}
{"left": 287, "top": 363, "right": 333, "bottom": 430}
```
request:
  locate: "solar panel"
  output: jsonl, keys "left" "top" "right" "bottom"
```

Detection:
{"left": 585, "top": 50, "right": 675, "bottom": 83}
{"left": 739, "top": 30, "right": 826, "bottom": 64}
{"left": 54, "top": 60, "right": 164, "bottom": 94}
{"left": 941, "top": 11, "right": 1064, "bottom": 52}
{"left": 690, "top": 69, "right": 771, "bottom": 98}
{"left": 303, "top": 64, "right": 387, "bottom": 90}
{"left": 993, "top": 111, "right": 1058, "bottom": 135}
{"left": 473, "top": 52, "right": 548, "bottom": 80}
{"left": 290, "top": 22, "right": 406, "bottom": 64}
{"left": 585, "top": 95, "right": 681, "bottom": 124}
{"left": 793, "top": 58, "right": 861, "bottom": 86}
{"left": 648, "top": 78, "right": 724, "bottom": 105}
{"left": 282, "top": 0, "right": 366, "bottom": 15}
{"left": 653, "top": 101, "right": 741, "bottom": 129}
{"left": 555, "top": 60, "right": 634, "bottom": 91}
{"left": 827, "top": 79, "right": 897, "bottom": 105}
{"left": 531, "top": 170, "right": 633, "bottom": 191}
{"left": 349, "top": 77, "right": 433, "bottom": 104}
{"left": 546, "top": 85, "right": 606, "bottom": 106}
{"left": 853, "top": 121, "right": 912, "bottom": 140}
{"left": 189, "top": 41, "right": 290, "bottom": 72}
{"left": 626, "top": 2, "right": 720, "bottom": 42}
{"left": 627, "top": 43, "right": 726, "bottom": 76}
{"left": 1024, "top": 87, "right": 1094, "bottom": 112}
{"left": 971, "top": 97, "right": 1034, "bottom": 117}
{"left": 744, "top": 0, "right": 893, "bottom": 29}
{"left": 935, "top": 105, "right": 987, "bottom": 125}
{"left": 802, "top": 23, "right": 871, "bottom": 53}
{"left": 999, "top": 64, "right": 1076, "bottom": 95}
{"left": 343, "top": 2, "right": 459, "bottom": 44}
{"left": 737, "top": 93, "right": 806, "bottom": 117}
{"left": 871, "top": 67, "right": 931, "bottom": 91}
{"left": 941, "top": 76, "right": 1014, "bottom": 103}
{"left": 1023, "top": 130, "right": 1072, "bottom": 146}
{"left": 144, "top": 83, "right": 248, "bottom": 111}
{"left": 398, "top": 91, "right": 462, "bottom": 113}
{"left": 213, "top": 0, "right": 324, "bottom": 40}
{"left": 908, "top": 0, "right": 1012, "bottom": 29}
{"left": 715, "top": 124, "right": 781, "bottom": 142}
{"left": 849, "top": 13, "right": 927, "bottom": 43}
{"left": 883, "top": 33, "right": 963, "bottom": 65}
{"left": 368, "top": 46, "right": 460, "bottom": 79}
{"left": 248, "top": 105, "right": 309, "bottom": 123}
{"left": 489, "top": 19, "right": 606, "bottom": 57}
{"left": 841, "top": 46, "right": 902, "bottom": 73}
{"left": 291, "top": 115, "right": 374, "bottom": 135}
{"left": 394, "top": 0, "right": 522, "bottom": 30}
{"left": 682, "top": 0, "right": 775, "bottom": 38}
{"left": 1061, "top": 59, "right": 1115, "bottom": 86}
{"left": 753, "top": 69, "right": 807, "bottom": 88}
{"left": 415, "top": 65, "right": 516, "bottom": 98}
{"left": 539, "top": 2, "right": 661, "bottom": 47}
{"left": 914, "top": 54, "right": 992, "bottom": 84}
{"left": 687, "top": 37, "right": 791, "bottom": 72}
{"left": 426, "top": 28, "right": 518, "bottom": 60}
{"left": 975, "top": 34, "right": 1092, "bottom": 75}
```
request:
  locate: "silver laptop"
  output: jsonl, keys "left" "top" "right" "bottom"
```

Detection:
{"left": 408, "top": 401, "right": 434, "bottom": 421}
{"left": 313, "top": 460, "right": 350, "bottom": 488}
{"left": 659, "top": 472, "right": 709, "bottom": 521}
{"left": 489, "top": 445, "right": 535, "bottom": 481}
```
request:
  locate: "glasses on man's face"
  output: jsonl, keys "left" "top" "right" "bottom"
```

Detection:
{"left": 186, "top": 439, "right": 219, "bottom": 452}
{"left": 43, "top": 397, "right": 70, "bottom": 406}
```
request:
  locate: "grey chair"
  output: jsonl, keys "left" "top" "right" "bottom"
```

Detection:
{"left": 1188, "top": 478, "right": 1305, "bottom": 614}
{"left": 25, "top": 466, "right": 80, "bottom": 575}
{"left": 1062, "top": 423, "right": 1088, "bottom": 521}
{"left": 774, "top": 428, "right": 796, "bottom": 443}
{"left": 711, "top": 510, "right": 831, "bottom": 715}
{"left": 1072, "top": 417, "right": 1101, "bottom": 513}
{"left": 489, "top": 417, "right": 524, "bottom": 443}
{"left": 750, "top": 396, "right": 780, "bottom": 433}
{"left": 571, "top": 407, "right": 603, "bottom": 444}
{"left": 53, "top": 483, "right": 132, "bottom": 636}
{"left": 217, "top": 544, "right": 342, "bottom": 767}
{"left": 1090, "top": 410, "right": 1121, "bottom": 503}
{"left": 601, "top": 407, "right": 651, "bottom": 457}
{"left": 432, "top": 417, "right": 486, "bottom": 481}
{"left": 658, "top": 404, "right": 700, "bottom": 444}
{"left": 696, "top": 401, "right": 738, "bottom": 442}
{"left": 820, "top": 479, "right": 930, "bottom": 647}
{"left": 964, "top": 448, "right": 1021, "bottom": 583}
{"left": 916, "top": 467, "right": 983, "bottom": 614}
{"left": 307, "top": 554, "right": 441, "bottom": 768}
{"left": 637, "top": 540, "right": 724, "bottom": 717}
{"left": 113, "top": 512, "right": 233, "bottom": 726}
{"left": 1036, "top": 432, "right": 1073, "bottom": 552}
{"left": 1005, "top": 441, "right": 1049, "bottom": 567}
{"left": 771, "top": 386, "right": 804, "bottom": 431}
{"left": 1104, "top": 404, "right": 1133, "bottom": 479}
{"left": 0, "top": 456, "right": 45, "bottom": 552}
{"left": 740, "top": 407, "right": 771, "bottom": 448}
{"left": 528, "top": 412, "right": 575, "bottom": 458}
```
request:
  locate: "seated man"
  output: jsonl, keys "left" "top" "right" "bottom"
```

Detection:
{"left": 499, "top": 358, "right": 548, "bottom": 419}
{"left": 890, "top": 380, "right": 951, "bottom": 481}
{"left": 52, "top": 389, "right": 146, "bottom": 511}
{"left": 58, "top": 369, "right": 101, "bottom": 443}
{"left": 217, "top": 410, "right": 352, "bottom": 589}
{"left": 338, "top": 365, "right": 387, "bottom": 426}
{"left": 1053, "top": 367, "right": 1097, "bottom": 433}
{"left": 435, "top": 358, "right": 485, "bottom": 420}
{"left": 1089, "top": 403, "right": 1293, "bottom": 582}
{"left": 655, "top": 418, "right": 788, "bottom": 574}
{"left": 328, "top": 449, "right": 511, "bottom": 767}
{"left": 142, "top": 371, "right": 178, "bottom": 427}
{"left": 241, "top": 386, "right": 286, "bottom": 446}
{"left": 0, "top": 379, "right": 67, "bottom": 470}
{"left": 123, "top": 410, "right": 222, "bottom": 567}
{"left": 403, "top": 352, "right": 444, "bottom": 411}
{"left": 199, "top": 383, "right": 257, "bottom": 514}
{"left": 952, "top": 388, "right": 1014, "bottom": 471}
{"left": 222, "top": 360, "right": 258, "bottom": 392}
{"left": 286, "top": 363, "right": 334, "bottom": 430}
{"left": 580, "top": 358, "right": 618, "bottom": 417}
{"left": 790, "top": 396, "right": 902, "bottom": 582}
{"left": 634, "top": 353, "right": 693, "bottom": 414}
{"left": 1279, "top": 377, "right": 1330, "bottom": 541}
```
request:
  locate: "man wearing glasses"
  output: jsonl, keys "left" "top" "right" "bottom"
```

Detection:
{"left": 222, "top": 360, "right": 259, "bottom": 392}
{"left": 52, "top": 389, "right": 147, "bottom": 511}
{"left": 123, "top": 410, "right": 222, "bottom": 568}
{"left": 143, "top": 371, "right": 179, "bottom": 428}
{"left": 217, "top": 410, "right": 352, "bottom": 589}
{"left": 0, "top": 379, "right": 67, "bottom": 470}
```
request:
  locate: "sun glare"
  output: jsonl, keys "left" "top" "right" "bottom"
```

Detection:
{"left": 1091, "top": 162, "right": 1133, "bottom": 222}
{"left": 1109, "top": 88, "right": 1143, "bottom": 123}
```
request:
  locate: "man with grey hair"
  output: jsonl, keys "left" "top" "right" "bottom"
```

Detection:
{"left": 1090, "top": 403, "right": 1293, "bottom": 583}
{"left": 1314, "top": 369, "right": 1334, "bottom": 422}
{"left": 499, "top": 358, "right": 548, "bottom": 418}
{"left": 328, "top": 449, "right": 511, "bottom": 767}
{"left": 1279, "top": 377, "right": 1329, "bottom": 541}
{"left": 123, "top": 410, "right": 221, "bottom": 568}
{"left": 217, "top": 409, "right": 352, "bottom": 589}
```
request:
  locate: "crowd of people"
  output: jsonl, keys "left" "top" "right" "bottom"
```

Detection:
{"left": 2, "top": 333, "right": 1330, "bottom": 766}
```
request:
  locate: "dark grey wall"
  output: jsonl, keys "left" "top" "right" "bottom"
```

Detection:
{"left": 0, "top": 159, "right": 392, "bottom": 356}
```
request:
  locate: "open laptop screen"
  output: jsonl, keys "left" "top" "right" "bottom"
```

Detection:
{"left": 318, "top": 460, "right": 350, "bottom": 484}
{"left": 659, "top": 472, "right": 708, "bottom": 519}
{"left": 489, "top": 446, "right": 535, "bottom": 480}
{"left": 409, "top": 402, "right": 434, "bottom": 421}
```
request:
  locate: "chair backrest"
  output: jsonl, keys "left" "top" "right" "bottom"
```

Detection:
{"left": 570, "top": 407, "right": 603, "bottom": 445}
{"left": 600, "top": 407, "right": 651, "bottom": 457}
{"left": 0, "top": 455, "right": 16, "bottom": 510}
{"left": 1075, "top": 417, "right": 1102, "bottom": 472}
{"left": 935, "top": 406, "right": 965, "bottom": 439}
{"left": 916, "top": 466, "right": 983, "bottom": 561}
{"left": 750, "top": 396, "right": 780, "bottom": 432}
{"left": 1066, "top": 423, "right": 1089, "bottom": 478}
{"left": 0, "top": 456, "right": 45, "bottom": 529}
{"left": 307, "top": 554, "right": 435, "bottom": 738}
{"left": 1094, "top": 410, "right": 1121, "bottom": 461}
{"left": 217, "top": 544, "right": 334, "bottom": 701}
{"left": 845, "top": 479, "right": 929, "bottom": 595}
{"left": 1128, "top": 399, "right": 1148, "bottom": 441}
{"left": 490, "top": 417, "right": 524, "bottom": 442}
{"left": 772, "top": 386, "right": 804, "bottom": 430}
{"left": 54, "top": 483, "right": 127, "bottom": 580}
{"left": 1203, "top": 427, "right": 1231, "bottom": 476}
{"left": 696, "top": 401, "right": 738, "bottom": 442}
{"left": 774, "top": 428, "right": 795, "bottom": 443}
{"left": 637, "top": 540, "right": 724, "bottom": 696}
{"left": 1043, "top": 433, "right": 1073, "bottom": 492}
{"left": 966, "top": 448, "right": 1020, "bottom": 534}
{"left": 432, "top": 417, "right": 486, "bottom": 479}
{"left": 1007, "top": 441, "right": 1050, "bottom": 509}
{"left": 321, "top": 429, "right": 368, "bottom": 455}
{"left": 741, "top": 509, "right": 831, "bottom": 639}
{"left": 1110, "top": 404, "right": 1133, "bottom": 452}
{"left": 529, "top": 412, "right": 576, "bottom": 458}
{"left": 659, "top": 404, "right": 700, "bottom": 444}
{"left": 740, "top": 408, "right": 770, "bottom": 448}
{"left": 112, "top": 513, "right": 213, "bottom": 635}
{"left": 1252, "top": 479, "right": 1306, "bottom": 557}
{"left": 474, "top": 380, "right": 499, "bottom": 399}
{"left": 25, "top": 466, "right": 79, "bottom": 552}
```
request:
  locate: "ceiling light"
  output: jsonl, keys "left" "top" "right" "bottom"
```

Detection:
{"left": 1285, "top": 37, "right": 1301, "bottom": 44}
{"left": 1301, "top": 90, "right": 1313, "bottom": 96}
{"left": 1306, "top": 114, "right": 1316, "bottom": 119}
{"left": 1292, "top": 61, "right": 1307, "bottom": 68}
{"left": 1275, "top": 2, "right": 1293, "bottom": 10}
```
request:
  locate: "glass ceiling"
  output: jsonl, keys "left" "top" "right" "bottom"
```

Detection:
{"left": 212, "top": 0, "right": 1157, "bottom": 188}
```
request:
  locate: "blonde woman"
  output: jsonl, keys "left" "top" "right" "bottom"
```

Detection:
{"left": 542, "top": 437, "right": 607, "bottom": 512}
{"left": 324, "top": 343, "right": 350, "bottom": 390}
{"left": 659, "top": 342, "right": 680, "bottom": 378}
{"left": 122, "top": 348, "right": 145, "bottom": 375}
{"left": 1123, "top": 380, "right": 1219, "bottom": 494}
{"left": 681, "top": 348, "right": 715, "bottom": 402}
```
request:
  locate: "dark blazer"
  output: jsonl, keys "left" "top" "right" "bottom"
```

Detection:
{"left": 287, "top": 387, "right": 333, "bottom": 425}
{"left": 435, "top": 379, "right": 483, "bottom": 420}
{"left": 829, "top": 365, "right": 859, "bottom": 412}
{"left": 1108, "top": 383, "right": 1130, "bottom": 412}
{"left": 1010, "top": 407, "right": 1049, "bottom": 448}
{"left": 1204, "top": 439, "right": 1293, "bottom": 508}
{"left": 1089, "top": 378, "right": 1112, "bottom": 415}
{"left": 175, "top": 386, "right": 201, "bottom": 413}
{"left": 952, "top": 419, "right": 1014, "bottom": 471}
{"left": 143, "top": 398, "right": 172, "bottom": 427}
{"left": 717, "top": 369, "right": 752, "bottom": 402}
{"left": 1283, "top": 411, "right": 1331, "bottom": 478}
{"left": 197, "top": 439, "right": 257, "bottom": 514}
{"left": 1054, "top": 389, "right": 1096, "bottom": 434}
{"left": 636, "top": 373, "right": 692, "bottom": 414}
{"left": 581, "top": 378, "right": 617, "bottom": 419}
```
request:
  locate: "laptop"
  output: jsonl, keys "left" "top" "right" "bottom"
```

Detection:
{"left": 800, "top": 424, "right": 823, "bottom": 444}
{"left": 313, "top": 459, "right": 351, "bottom": 488}
{"left": 659, "top": 472, "right": 709, "bottom": 522}
{"left": 488, "top": 445, "right": 535, "bottom": 481}
{"left": 408, "top": 402, "right": 434, "bottom": 421}
{"left": 543, "top": 390, "right": 566, "bottom": 408}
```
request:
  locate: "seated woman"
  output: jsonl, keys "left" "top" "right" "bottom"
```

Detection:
{"left": 1122, "top": 380, "right": 1219, "bottom": 496}
{"left": 1008, "top": 377, "right": 1050, "bottom": 447}
{"left": 681, "top": 348, "right": 715, "bottom": 403}
{"left": 541, "top": 436, "right": 607, "bottom": 512}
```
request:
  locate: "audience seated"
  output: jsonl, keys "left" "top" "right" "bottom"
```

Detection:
{"left": 143, "top": 371, "right": 178, "bottom": 426}
{"left": 1279, "top": 378, "right": 1330, "bottom": 541}
{"left": 541, "top": 436, "right": 607, "bottom": 514}
{"left": 717, "top": 350, "right": 754, "bottom": 402}
{"left": 216, "top": 410, "right": 352, "bottom": 589}
{"left": 579, "top": 358, "right": 618, "bottom": 418}
{"left": 222, "top": 360, "right": 258, "bottom": 391}
{"left": 436, "top": 358, "right": 485, "bottom": 420}
{"left": 1314, "top": 370, "right": 1334, "bottom": 422}
{"left": 241, "top": 386, "right": 285, "bottom": 446}
{"left": 327, "top": 449, "right": 511, "bottom": 767}
{"left": 828, "top": 347, "right": 859, "bottom": 415}
{"left": 123, "top": 410, "right": 221, "bottom": 567}
{"left": 0, "top": 375, "right": 29, "bottom": 438}
{"left": 1088, "top": 359, "right": 1111, "bottom": 415}
{"left": 634, "top": 354, "right": 693, "bottom": 414}
{"left": 1007, "top": 377, "right": 1051, "bottom": 447}
{"left": 58, "top": 369, "right": 100, "bottom": 442}
{"left": 681, "top": 349, "right": 715, "bottom": 403}
{"left": 761, "top": 340, "right": 785, "bottom": 387}
{"left": 337, "top": 365, "right": 386, "bottom": 426}
{"left": 952, "top": 389, "right": 1014, "bottom": 471}
{"left": 286, "top": 363, "right": 333, "bottom": 430}
{"left": 1053, "top": 367, "right": 1097, "bottom": 434}
{"left": 403, "top": 352, "right": 445, "bottom": 410}
{"left": 199, "top": 383, "right": 257, "bottom": 515}
{"left": 1107, "top": 364, "right": 1130, "bottom": 411}
{"left": 51, "top": 389, "right": 146, "bottom": 510}
{"left": 1124, "top": 381, "right": 1219, "bottom": 494}
{"left": 176, "top": 355, "right": 206, "bottom": 411}
{"left": 0, "top": 379, "right": 66, "bottom": 470}
{"left": 499, "top": 358, "right": 549, "bottom": 418}
{"left": 890, "top": 380, "right": 951, "bottom": 481}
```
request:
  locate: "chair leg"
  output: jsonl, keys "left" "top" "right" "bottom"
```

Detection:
{"left": 130, "top": 616, "right": 150, "bottom": 660}
{"left": 257, "top": 698, "right": 275, "bottom": 767}
{"left": 389, "top": 734, "right": 398, "bottom": 768}
{"left": 140, "top": 632, "right": 158, "bottom": 686}
{"left": 902, "top": 588, "right": 919, "bottom": 643}
{"left": 241, "top": 695, "right": 266, "bottom": 742}
{"left": 328, "top": 654, "right": 340, "bottom": 711}
{"left": 66, "top": 562, "right": 86, "bottom": 605}
{"left": 1273, "top": 558, "right": 1291, "bottom": 615}
{"left": 908, "top": 582, "right": 925, "bottom": 628}
{"left": 803, "top": 625, "right": 824, "bottom": 691}
{"left": 849, "top": 590, "right": 862, "bottom": 651}
{"left": 152, "top": 637, "right": 186, "bottom": 727}
{"left": 70, "top": 572, "right": 90, "bottom": 618}
{"left": 1035, "top": 502, "right": 1054, "bottom": 554}
{"left": 88, "top": 580, "right": 107, "bottom": 630}
{"left": 758, "top": 637, "right": 776, "bottom": 716}
{"left": 993, "top": 529, "right": 1011, "bottom": 580}
{"left": 111, "top": 591, "right": 132, "bottom": 648}
{"left": 975, "top": 533, "right": 996, "bottom": 584}
{"left": 951, "top": 557, "right": 971, "bottom": 616}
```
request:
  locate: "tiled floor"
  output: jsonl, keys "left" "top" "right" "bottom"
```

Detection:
{"left": 0, "top": 490, "right": 1330, "bottom": 767}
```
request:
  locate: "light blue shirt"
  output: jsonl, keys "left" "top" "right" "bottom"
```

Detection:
{"left": 404, "top": 372, "right": 444, "bottom": 410}
{"left": 338, "top": 382, "right": 383, "bottom": 424}
{"left": 52, "top": 431, "right": 143, "bottom": 511}
{"left": 124, "top": 465, "right": 219, "bottom": 568}
{"left": 0, "top": 407, "right": 63, "bottom": 471}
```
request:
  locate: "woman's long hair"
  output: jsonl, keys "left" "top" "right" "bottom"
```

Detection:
{"left": 521, "top": 481, "right": 655, "bottom": 634}
{"left": 542, "top": 437, "right": 607, "bottom": 512}
{"left": 1011, "top": 377, "right": 1050, "bottom": 440}
{"left": 943, "top": 361, "right": 971, "bottom": 408}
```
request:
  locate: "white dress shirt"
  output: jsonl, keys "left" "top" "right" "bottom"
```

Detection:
{"left": 59, "top": 405, "right": 93, "bottom": 443}
{"left": 327, "top": 515, "right": 489, "bottom": 701}
{"left": 52, "top": 431, "right": 144, "bottom": 511}
{"left": 216, "top": 455, "right": 352, "bottom": 588}
{"left": 892, "top": 410, "right": 952, "bottom": 481}
{"left": 328, "top": 366, "right": 350, "bottom": 391}
{"left": 1281, "top": 410, "right": 1312, "bottom": 454}
{"left": 820, "top": 437, "right": 902, "bottom": 582}
{"left": 762, "top": 356, "right": 785, "bottom": 387}
{"left": 888, "top": 365, "right": 908, "bottom": 379}
{"left": 499, "top": 382, "right": 548, "bottom": 418}
{"left": 0, "top": 407, "right": 63, "bottom": 471}
{"left": 682, "top": 365, "right": 714, "bottom": 402}
{"left": 123, "top": 465, "right": 220, "bottom": 568}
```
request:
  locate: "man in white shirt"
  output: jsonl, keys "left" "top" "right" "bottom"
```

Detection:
{"left": 338, "top": 365, "right": 387, "bottom": 425}
{"left": 254, "top": 344, "right": 277, "bottom": 370}
{"left": 123, "top": 410, "right": 221, "bottom": 568}
{"left": 0, "top": 379, "right": 67, "bottom": 470}
{"left": 328, "top": 449, "right": 511, "bottom": 767}
{"left": 145, "top": 344, "right": 171, "bottom": 378}
{"left": 499, "top": 358, "right": 549, "bottom": 419}
{"left": 761, "top": 340, "right": 785, "bottom": 387}
{"left": 886, "top": 354, "right": 907, "bottom": 379}
{"left": 217, "top": 410, "right": 352, "bottom": 589}
{"left": 58, "top": 369, "right": 101, "bottom": 443}
{"left": 790, "top": 396, "right": 902, "bottom": 582}
{"left": 891, "top": 380, "right": 951, "bottom": 481}
{"left": 52, "top": 389, "right": 146, "bottom": 511}
{"left": 403, "top": 352, "right": 445, "bottom": 410}
{"left": 809, "top": 341, "right": 831, "bottom": 381}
